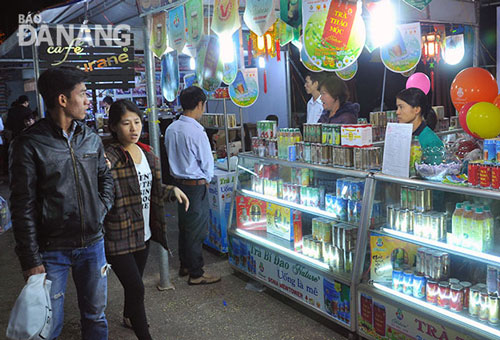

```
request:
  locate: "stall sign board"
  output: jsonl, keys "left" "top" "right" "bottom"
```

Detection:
{"left": 229, "top": 235, "right": 352, "bottom": 327}
{"left": 38, "top": 26, "right": 135, "bottom": 90}
{"left": 358, "top": 289, "right": 475, "bottom": 340}
{"left": 243, "top": 0, "right": 276, "bottom": 37}
{"left": 280, "top": 0, "right": 302, "bottom": 28}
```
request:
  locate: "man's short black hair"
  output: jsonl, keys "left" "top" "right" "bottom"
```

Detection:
{"left": 17, "top": 95, "right": 29, "bottom": 104}
{"left": 38, "top": 67, "right": 88, "bottom": 109}
{"left": 179, "top": 86, "right": 206, "bottom": 112}
{"left": 306, "top": 72, "right": 323, "bottom": 86}
{"left": 103, "top": 96, "right": 113, "bottom": 105}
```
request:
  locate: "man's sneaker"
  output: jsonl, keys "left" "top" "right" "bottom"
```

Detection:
{"left": 188, "top": 273, "right": 221, "bottom": 285}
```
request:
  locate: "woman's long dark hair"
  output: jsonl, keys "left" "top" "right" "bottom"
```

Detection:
{"left": 396, "top": 87, "right": 437, "bottom": 131}
{"left": 108, "top": 99, "right": 143, "bottom": 139}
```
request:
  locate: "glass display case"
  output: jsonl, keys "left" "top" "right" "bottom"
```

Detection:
{"left": 357, "top": 173, "right": 500, "bottom": 340}
{"left": 228, "top": 152, "right": 373, "bottom": 332}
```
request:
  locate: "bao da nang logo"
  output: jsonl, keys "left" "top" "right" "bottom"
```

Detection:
{"left": 17, "top": 14, "right": 132, "bottom": 48}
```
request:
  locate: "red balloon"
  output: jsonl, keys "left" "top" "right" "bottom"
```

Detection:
{"left": 450, "top": 67, "right": 498, "bottom": 112}
{"left": 459, "top": 101, "right": 479, "bottom": 138}
{"left": 494, "top": 94, "right": 500, "bottom": 110}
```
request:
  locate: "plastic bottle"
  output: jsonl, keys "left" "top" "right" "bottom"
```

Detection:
{"left": 483, "top": 206, "right": 494, "bottom": 252}
{"left": 472, "top": 207, "right": 485, "bottom": 252}
{"left": 410, "top": 137, "right": 422, "bottom": 177}
{"left": 461, "top": 205, "right": 474, "bottom": 250}
{"left": 452, "top": 202, "right": 464, "bottom": 246}
{"left": 278, "top": 129, "right": 284, "bottom": 159}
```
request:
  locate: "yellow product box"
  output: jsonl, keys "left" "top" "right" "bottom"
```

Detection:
{"left": 266, "top": 203, "right": 302, "bottom": 247}
{"left": 341, "top": 124, "right": 373, "bottom": 147}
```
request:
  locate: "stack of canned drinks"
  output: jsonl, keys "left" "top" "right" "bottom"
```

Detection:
{"left": 369, "top": 110, "right": 397, "bottom": 141}
{"left": 386, "top": 186, "right": 443, "bottom": 240}
{"left": 303, "top": 123, "right": 326, "bottom": 143}
{"left": 325, "top": 178, "right": 367, "bottom": 223}
{"left": 303, "top": 218, "right": 357, "bottom": 273}
{"left": 200, "top": 113, "right": 237, "bottom": 128}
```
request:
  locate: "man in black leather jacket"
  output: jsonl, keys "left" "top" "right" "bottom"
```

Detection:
{"left": 9, "top": 66, "right": 114, "bottom": 340}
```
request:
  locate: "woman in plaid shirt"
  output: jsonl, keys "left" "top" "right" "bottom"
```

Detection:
{"left": 104, "top": 99, "right": 189, "bottom": 340}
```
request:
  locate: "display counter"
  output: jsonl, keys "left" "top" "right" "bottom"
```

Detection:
{"left": 357, "top": 173, "right": 500, "bottom": 340}
{"left": 227, "top": 152, "right": 374, "bottom": 333}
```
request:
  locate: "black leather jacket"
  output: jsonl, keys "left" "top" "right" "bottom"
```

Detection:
{"left": 9, "top": 117, "right": 114, "bottom": 271}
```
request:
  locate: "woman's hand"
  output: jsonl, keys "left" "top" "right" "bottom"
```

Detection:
{"left": 173, "top": 187, "right": 190, "bottom": 211}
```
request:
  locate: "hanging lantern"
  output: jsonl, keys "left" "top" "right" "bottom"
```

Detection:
{"left": 250, "top": 22, "right": 278, "bottom": 58}
{"left": 422, "top": 31, "right": 442, "bottom": 64}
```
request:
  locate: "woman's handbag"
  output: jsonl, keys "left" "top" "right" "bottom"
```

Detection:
{"left": 6, "top": 273, "right": 52, "bottom": 340}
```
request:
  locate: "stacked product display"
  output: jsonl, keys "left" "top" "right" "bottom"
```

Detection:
{"left": 200, "top": 113, "right": 237, "bottom": 128}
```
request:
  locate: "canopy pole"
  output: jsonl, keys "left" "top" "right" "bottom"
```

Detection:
{"left": 380, "top": 67, "right": 387, "bottom": 112}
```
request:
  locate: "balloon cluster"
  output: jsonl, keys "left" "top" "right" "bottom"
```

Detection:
{"left": 450, "top": 67, "right": 500, "bottom": 139}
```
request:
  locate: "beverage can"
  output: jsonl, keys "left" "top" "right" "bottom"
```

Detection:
{"left": 295, "top": 142, "right": 304, "bottom": 162}
{"left": 407, "top": 187, "right": 416, "bottom": 211}
{"left": 387, "top": 205, "right": 394, "bottom": 228}
{"left": 450, "top": 284, "right": 464, "bottom": 312}
{"left": 416, "top": 247, "right": 426, "bottom": 274}
{"left": 487, "top": 265, "right": 498, "bottom": 294}
{"left": 392, "top": 269, "right": 404, "bottom": 292}
{"left": 437, "top": 281, "right": 450, "bottom": 308}
{"left": 399, "top": 209, "right": 409, "bottom": 233}
{"left": 480, "top": 164, "right": 492, "bottom": 188}
{"left": 489, "top": 294, "right": 499, "bottom": 324}
{"left": 304, "top": 143, "right": 311, "bottom": 163}
{"left": 393, "top": 207, "right": 401, "bottom": 231}
{"left": 426, "top": 280, "right": 439, "bottom": 304}
{"left": 492, "top": 165, "right": 500, "bottom": 189}
{"left": 288, "top": 145, "right": 296, "bottom": 162}
{"left": 460, "top": 281, "right": 472, "bottom": 309}
{"left": 469, "top": 287, "right": 481, "bottom": 316}
{"left": 403, "top": 270, "right": 414, "bottom": 296}
{"left": 415, "top": 188, "right": 425, "bottom": 212}
{"left": 413, "top": 273, "right": 426, "bottom": 299}
{"left": 424, "top": 189, "right": 433, "bottom": 211}
{"left": 400, "top": 186, "right": 408, "bottom": 210}
{"left": 468, "top": 162, "right": 480, "bottom": 187}
{"left": 414, "top": 212, "right": 424, "bottom": 238}
{"left": 480, "top": 290, "right": 490, "bottom": 321}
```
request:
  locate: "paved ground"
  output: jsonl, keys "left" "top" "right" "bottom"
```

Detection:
{"left": 0, "top": 179, "right": 351, "bottom": 340}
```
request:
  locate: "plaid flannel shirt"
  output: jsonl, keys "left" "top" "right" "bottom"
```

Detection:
{"left": 103, "top": 142, "right": 175, "bottom": 256}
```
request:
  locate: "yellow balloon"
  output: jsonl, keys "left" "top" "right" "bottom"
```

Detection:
{"left": 466, "top": 102, "right": 500, "bottom": 139}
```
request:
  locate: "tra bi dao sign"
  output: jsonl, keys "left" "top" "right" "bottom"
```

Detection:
{"left": 18, "top": 14, "right": 135, "bottom": 90}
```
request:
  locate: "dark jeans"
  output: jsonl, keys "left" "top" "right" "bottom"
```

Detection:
{"left": 177, "top": 183, "right": 209, "bottom": 279}
{"left": 107, "top": 242, "right": 151, "bottom": 340}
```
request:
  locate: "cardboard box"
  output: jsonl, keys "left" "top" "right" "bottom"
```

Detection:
{"left": 204, "top": 169, "right": 236, "bottom": 253}
{"left": 341, "top": 124, "right": 373, "bottom": 147}
{"left": 266, "top": 203, "right": 302, "bottom": 245}
{"left": 236, "top": 195, "right": 267, "bottom": 230}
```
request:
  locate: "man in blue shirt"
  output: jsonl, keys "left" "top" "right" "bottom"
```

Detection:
{"left": 164, "top": 86, "right": 220, "bottom": 285}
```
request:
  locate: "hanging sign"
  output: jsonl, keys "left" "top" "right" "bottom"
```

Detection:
{"left": 183, "top": 73, "right": 198, "bottom": 88}
{"left": 211, "top": 0, "right": 241, "bottom": 36}
{"left": 280, "top": 0, "right": 302, "bottom": 28}
{"left": 184, "top": 0, "right": 203, "bottom": 56}
{"left": 243, "top": 0, "right": 276, "bottom": 37}
{"left": 277, "top": 20, "right": 294, "bottom": 46}
{"left": 300, "top": 35, "right": 322, "bottom": 72}
{"left": 380, "top": 22, "right": 421, "bottom": 73}
{"left": 222, "top": 59, "right": 238, "bottom": 85}
{"left": 402, "top": 0, "right": 433, "bottom": 11}
{"left": 229, "top": 68, "right": 259, "bottom": 107}
{"left": 167, "top": 6, "right": 186, "bottom": 53}
{"left": 137, "top": 0, "right": 164, "bottom": 13}
{"left": 335, "top": 60, "right": 358, "bottom": 80}
{"left": 322, "top": 0, "right": 357, "bottom": 49}
{"left": 150, "top": 12, "right": 168, "bottom": 58}
{"left": 160, "top": 51, "right": 180, "bottom": 102}
{"left": 196, "top": 35, "right": 224, "bottom": 92}
{"left": 303, "top": 0, "right": 365, "bottom": 71}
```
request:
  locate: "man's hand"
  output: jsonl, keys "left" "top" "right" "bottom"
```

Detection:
{"left": 173, "top": 187, "right": 190, "bottom": 211}
{"left": 23, "top": 264, "right": 45, "bottom": 282}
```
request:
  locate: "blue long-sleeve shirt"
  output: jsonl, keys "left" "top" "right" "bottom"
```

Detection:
{"left": 164, "top": 115, "right": 214, "bottom": 182}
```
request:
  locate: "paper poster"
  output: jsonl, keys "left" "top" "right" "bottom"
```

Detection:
{"left": 300, "top": 35, "right": 322, "bottom": 72}
{"left": 403, "top": 0, "right": 433, "bottom": 11}
{"left": 150, "top": 12, "right": 168, "bottom": 58}
{"left": 211, "top": 0, "right": 241, "bottom": 36}
{"left": 303, "top": 0, "right": 365, "bottom": 71}
{"left": 229, "top": 236, "right": 352, "bottom": 326}
{"left": 382, "top": 123, "right": 413, "bottom": 178}
{"left": 322, "top": 0, "right": 357, "bottom": 49}
{"left": 277, "top": 20, "right": 294, "bottom": 46}
{"left": 167, "top": 6, "right": 186, "bottom": 53}
{"left": 160, "top": 51, "right": 180, "bottom": 102}
{"left": 380, "top": 22, "right": 421, "bottom": 74}
{"left": 229, "top": 68, "right": 259, "bottom": 107}
{"left": 244, "top": 0, "right": 276, "bottom": 37}
{"left": 358, "top": 290, "right": 476, "bottom": 340}
{"left": 335, "top": 60, "right": 357, "bottom": 80}
{"left": 196, "top": 35, "right": 224, "bottom": 92}
{"left": 185, "top": 0, "right": 204, "bottom": 51}
{"left": 280, "top": 0, "right": 302, "bottom": 28}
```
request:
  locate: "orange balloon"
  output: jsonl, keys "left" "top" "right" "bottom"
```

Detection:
{"left": 494, "top": 94, "right": 500, "bottom": 110}
{"left": 450, "top": 67, "right": 498, "bottom": 112}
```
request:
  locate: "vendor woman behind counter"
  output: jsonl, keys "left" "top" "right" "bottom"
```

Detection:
{"left": 318, "top": 75, "right": 359, "bottom": 124}
{"left": 396, "top": 87, "right": 443, "bottom": 150}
